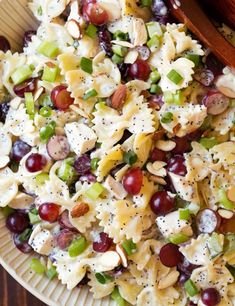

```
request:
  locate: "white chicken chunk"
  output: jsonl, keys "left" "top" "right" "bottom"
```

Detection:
{"left": 28, "top": 224, "right": 54, "bottom": 255}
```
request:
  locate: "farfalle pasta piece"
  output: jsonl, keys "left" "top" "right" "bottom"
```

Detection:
{"left": 126, "top": 80, "right": 150, "bottom": 99}
{"left": 0, "top": 128, "right": 12, "bottom": 168}
{"left": 211, "top": 106, "right": 235, "bottom": 135}
{"left": 132, "top": 176, "right": 156, "bottom": 209}
{"left": 133, "top": 133, "right": 153, "bottom": 167}
{"left": 97, "top": 0, "right": 121, "bottom": 21}
{"left": 88, "top": 272, "right": 115, "bottom": 299}
{"left": 58, "top": 53, "right": 80, "bottom": 75}
{"left": 210, "top": 142, "right": 235, "bottom": 175}
{"left": 120, "top": 0, "right": 151, "bottom": 21}
{"left": 184, "top": 141, "right": 213, "bottom": 182}
{"left": 0, "top": 167, "right": 18, "bottom": 207}
{"left": 116, "top": 272, "right": 142, "bottom": 305}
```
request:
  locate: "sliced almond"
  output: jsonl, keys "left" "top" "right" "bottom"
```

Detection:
{"left": 132, "top": 18, "right": 148, "bottom": 46}
{"left": 124, "top": 50, "right": 138, "bottom": 64}
{"left": 111, "top": 84, "right": 127, "bottom": 109}
{"left": 34, "top": 86, "right": 44, "bottom": 102}
{"left": 111, "top": 40, "right": 134, "bottom": 48}
{"left": 218, "top": 209, "right": 234, "bottom": 219}
{"left": 217, "top": 85, "right": 235, "bottom": 99}
{"left": 158, "top": 270, "right": 179, "bottom": 289}
{"left": 71, "top": 202, "right": 89, "bottom": 218}
{"left": 156, "top": 140, "right": 176, "bottom": 152}
{"left": 147, "top": 162, "right": 167, "bottom": 177}
{"left": 173, "top": 123, "right": 182, "bottom": 134}
{"left": 149, "top": 175, "right": 167, "bottom": 185}
{"left": 116, "top": 244, "right": 128, "bottom": 268}
{"left": 227, "top": 186, "right": 235, "bottom": 203}
{"left": 66, "top": 19, "right": 81, "bottom": 39}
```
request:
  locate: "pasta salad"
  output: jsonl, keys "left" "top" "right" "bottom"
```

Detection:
{"left": 0, "top": 0, "right": 235, "bottom": 305}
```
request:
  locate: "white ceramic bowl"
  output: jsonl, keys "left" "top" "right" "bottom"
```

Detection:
{"left": 0, "top": 1, "right": 114, "bottom": 305}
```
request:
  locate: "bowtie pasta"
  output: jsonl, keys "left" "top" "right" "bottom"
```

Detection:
{"left": 0, "top": 0, "right": 235, "bottom": 305}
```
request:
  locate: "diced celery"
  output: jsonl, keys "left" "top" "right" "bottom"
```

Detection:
{"left": 150, "top": 70, "right": 161, "bottom": 83}
{"left": 83, "top": 89, "right": 98, "bottom": 100}
{"left": 147, "top": 35, "right": 160, "bottom": 51}
{"left": 167, "top": 69, "right": 184, "bottom": 85}
{"left": 85, "top": 182, "right": 105, "bottom": 200}
{"left": 208, "top": 232, "right": 223, "bottom": 258}
{"left": 30, "top": 258, "right": 46, "bottom": 274}
{"left": 179, "top": 209, "right": 190, "bottom": 221}
{"left": 39, "top": 106, "right": 52, "bottom": 117}
{"left": 146, "top": 21, "right": 162, "bottom": 38}
{"left": 68, "top": 236, "right": 87, "bottom": 257}
{"left": 24, "top": 92, "right": 35, "bottom": 118}
{"left": 150, "top": 84, "right": 160, "bottom": 94}
{"left": 184, "top": 279, "right": 199, "bottom": 297}
{"left": 85, "top": 24, "right": 97, "bottom": 38}
{"left": 95, "top": 272, "right": 113, "bottom": 284}
{"left": 91, "top": 158, "right": 100, "bottom": 171}
{"left": 161, "top": 112, "right": 173, "bottom": 124}
{"left": 37, "top": 41, "right": 59, "bottom": 58}
{"left": 163, "top": 91, "right": 174, "bottom": 104}
{"left": 112, "top": 45, "right": 128, "bottom": 57}
{"left": 11, "top": 65, "right": 32, "bottom": 85}
{"left": 199, "top": 137, "right": 218, "bottom": 149}
{"left": 218, "top": 189, "right": 234, "bottom": 210}
{"left": 2, "top": 206, "right": 15, "bottom": 218}
{"left": 28, "top": 210, "right": 41, "bottom": 224}
{"left": 113, "top": 31, "right": 129, "bottom": 41}
{"left": 42, "top": 63, "right": 59, "bottom": 82}
{"left": 169, "top": 233, "right": 189, "bottom": 244}
{"left": 19, "top": 228, "right": 32, "bottom": 243}
{"left": 57, "top": 158, "right": 77, "bottom": 185}
{"left": 36, "top": 172, "right": 49, "bottom": 185}
{"left": 173, "top": 90, "right": 184, "bottom": 105}
{"left": 112, "top": 54, "right": 124, "bottom": 64}
{"left": 111, "top": 287, "right": 126, "bottom": 306}
{"left": 39, "top": 121, "right": 56, "bottom": 143}
{"left": 46, "top": 266, "right": 58, "bottom": 280}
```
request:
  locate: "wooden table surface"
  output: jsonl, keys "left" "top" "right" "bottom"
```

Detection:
{"left": 0, "top": 265, "right": 46, "bottom": 306}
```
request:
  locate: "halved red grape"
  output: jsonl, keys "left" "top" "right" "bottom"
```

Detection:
{"left": 203, "top": 90, "right": 229, "bottom": 115}
{"left": 83, "top": 3, "right": 108, "bottom": 25}
{"left": 46, "top": 135, "right": 70, "bottom": 161}
{"left": 205, "top": 53, "right": 224, "bottom": 77}
{"left": 58, "top": 210, "right": 76, "bottom": 230}
{"left": 196, "top": 209, "right": 221, "bottom": 233}
{"left": 150, "top": 191, "right": 175, "bottom": 215}
{"left": 151, "top": 0, "right": 169, "bottom": 20}
{"left": 56, "top": 229, "right": 76, "bottom": 250}
{"left": 167, "top": 155, "right": 187, "bottom": 176}
{"left": 122, "top": 167, "right": 143, "bottom": 195}
{"left": 159, "top": 243, "right": 183, "bottom": 267}
{"left": 129, "top": 59, "right": 151, "bottom": 81}
{"left": 177, "top": 257, "right": 199, "bottom": 276}
{"left": 150, "top": 148, "right": 167, "bottom": 162}
{"left": 25, "top": 153, "right": 47, "bottom": 172}
{"left": 93, "top": 232, "right": 113, "bottom": 252}
{"left": 0, "top": 35, "right": 10, "bottom": 52}
{"left": 11, "top": 140, "right": 31, "bottom": 162}
{"left": 0, "top": 102, "right": 10, "bottom": 123}
{"left": 13, "top": 233, "right": 32, "bottom": 253}
{"left": 74, "top": 154, "right": 91, "bottom": 175}
{"left": 98, "top": 25, "right": 113, "bottom": 58}
{"left": 201, "top": 288, "right": 221, "bottom": 306}
{"left": 13, "top": 78, "right": 37, "bottom": 98}
{"left": 6, "top": 212, "right": 29, "bottom": 234}
{"left": 38, "top": 203, "right": 60, "bottom": 223}
{"left": 135, "top": 46, "right": 151, "bottom": 61}
{"left": 193, "top": 69, "right": 214, "bottom": 87}
{"left": 51, "top": 85, "right": 74, "bottom": 110}
{"left": 178, "top": 273, "right": 189, "bottom": 286}
{"left": 171, "top": 136, "right": 191, "bottom": 154}
{"left": 186, "top": 129, "right": 203, "bottom": 141}
{"left": 23, "top": 30, "right": 36, "bottom": 48}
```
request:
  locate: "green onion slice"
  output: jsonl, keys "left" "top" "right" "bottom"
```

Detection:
{"left": 68, "top": 236, "right": 87, "bottom": 257}
{"left": 111, "top": 54, "right": 124, "bottom": 64}
{"left": 113, "top": 31, "right": 129, "bottom": 41}
{"left": 95, "top": 272, "right": 114, "bottom": 284}
{"left": 80, "top": 57, "right": 93, "bottom": 74}
{"left": 11, "top": 65, "right": 32, "bottom": 85}
{"left": 83, "top": 89, "right": 98, "bottom": 100}
{"left": 39, "top": 120, "right": 56, "bottom": 143}
{"left": 24, "top": 92, "right": 35, "bottom": 118}
{"left": 150, "top": 70, "right": 161, "bottom": 83}
{"left": 167, "top": 69, "right": 184, "bottom": 85}
{"left": 184, "top": 279, "right": 199, "bottom": 297}
{"left": 122, "top": 239, "right": 137, "bottom": 256}
{"left": 123, "top": 151, "right": 137, "bottom": 166}
{"left": 1, "top": 206, "right": 15, "bottom": 218}
{"left": 39, "top": 106, "right": 52, "bottom": 117}
{"left": 19, "top": 228, "right": 33, "bottom": 242}
{"left": 161, "top": 112, "right": 173, "bottom": 123}
{"left": 91, "top": 158, "right": 100, "bottom": 171}
{"left": 111, "top": 287, "right": 126, "bottom": 306}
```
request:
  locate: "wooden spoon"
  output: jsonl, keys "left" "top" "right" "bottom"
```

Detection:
{"left": 166, "top": 0, "right": 235, "bottom": 67}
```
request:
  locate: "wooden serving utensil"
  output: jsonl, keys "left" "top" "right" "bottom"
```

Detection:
{"left": 166, "top": 0, "right": 235, "bottom": 67}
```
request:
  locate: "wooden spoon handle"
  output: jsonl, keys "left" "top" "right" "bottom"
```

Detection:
{"left": 166, "top": 0, "right": 235, "bottom": 67}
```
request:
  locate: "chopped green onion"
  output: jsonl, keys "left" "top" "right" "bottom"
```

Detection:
{"left": 39, "top": 121, "right": 56, "bottom": 143}
{"left": 38, "top": 93, "right": 53, "bottom": 107}
{"left": 161, "top": 112, "right": 173, "bottom": 124}
{"left": 95, "top": 272, "right": 114, "bottom": 284}
{"left": 28, "top": 209, "right": 41, "bottom": 224}
{"left": 57, "top": 158, "right": 77, "bottom": 185}
{"left": 113, "top": 31, "right": 129, "bottom": 41}
{"left": 11, "top": 65, "right": 32, "bottom": 85}
{"left": 169, "top": 233, "right": 189, "bottom": 245}
{"left": 123, "top": 151, "right": 137, "bottom": 166}
{"left": 39, "top": 106, "right": 52, "bottom": 117}
{"left": 68, "top": 236, "right": 87, "bottom": 257}
{"left": 150, "top": 70, "right": 161, "bottom": 83}
{"left": 37, "top": 41, "right": 59, "bottom": 58}
{"left": 42, "top": 62, "right": 59, "bottom": 82}
{"left": 85, "top": 182, "right": 105, "bottom": 200}
{"left": 218, "top": 189, "right": 234, "bottom": 210}
{"left": 36, "top": 172, "right": 49, "bottom": 185}
{"left": 179, "top": 209, "right": 190, "bottom": 221}
{"left": 163, "top": 91, "right": 174, "bottom": 104}
{"left": 122, "top": 239, "right": 137, "bottom": 256}
{"left": 112, "top": 45, "right": 128, "bottom": 57}
{"left": 146, "top": 21, "right": 162, "bottom": 38}
{"left": 85, "top": 24, "right": 97, "bottom": 38}
{"left": 19, "top": 228, "right": 32, "bottom": 243}
{"left": 173, "top": 90, "right": 184, "bottom": 105}
{"left": 199, "top": 137, "right": 218, "bottom": 149}
{"left": 140, "top": 0, "right": 152, "bottom": 7}
{"left": 185, "top": 54, "right": 200, "bottom": 67}
{"left": 80, "top": 57, "right": 93, "bottom": 74}
{"left": 167, "top": 69, "right": 184, "bottom": 85}
{"left": 91, "top": 158, "right": 100, "bottom": 171}
{"left": 111, "top": 54, "right": 124, "bottom": 64}
{"left": 30, "top": 258, "right": 46, "bottom": 274}
{"left": 184, "top": 279, "right": 199, "bottom": 297}
{"left": 24, "top": 92, "right": 35, "bottom": 118}
{"left": 2, "top": 206, "right": 15, "bottom": 218}
{"left": 37, "top": 6, "right": 42, "bottom": 16}
{"left": 150, "top": 84, "right": 161, "bottom": 94}
{"left": 147, "top": 35, "right": 161, "bottom": 51}
{"left": 46, "top": 266, "right": 58, "bottom": 280}
{"left": 208, "top": 232, "right": 223, "bottom": 258}
{"left": 83, "top": 89, "right": 98, "bottom": 100}
{"left": 111, "top": 287, "right": 126, "bottom": 306}
{"left": 10, "top": 161, "right": 19, "bottom": 173}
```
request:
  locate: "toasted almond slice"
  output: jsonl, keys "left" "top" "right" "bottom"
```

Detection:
{"left": 158, "top": 270, "right": 179, "bottom": 289}
{"left": 149, "top": 175, "right": 167, "bottom": 185}
{"left": 10, "top": 97, "right": 22, "bottom": 109}
{"left": 147, "top": 162, "right": 167, "bottom": 177}
{"left": 111, "top": 84, "right": 127, "bottom": 110}
{"left": 34, "top": 87, "right": 44, "bottom": 101}
{"left": 66, "top": 19, "right": 81, "bottom": 39}
{"left": 227, "top": 186, "right": 235, "bottom": 203}
{"left": 152, "top": 161, "right": 167, "bottom": 171}
{"left": 156, "top": 140, "right": 176, "bottom": 152}
{"left": 218, "top": 209, "right": 234, "bottom": 219}
{"left": 71, "top": 202, "right": 89, "bottom": 218}
{"left": 111, "top": 40, "right": 134, "bottom": 48}
{"left": 116, "top": 244, "right": 128, "bottom": 268}
{"left": 124, "top": 50, "right": 138, "bottom": 64}
{"left": 173, "top": 123, "right": 182, "bottom": 134}
{"left": 217, "top": 85, "right": 235, "bottom": 98}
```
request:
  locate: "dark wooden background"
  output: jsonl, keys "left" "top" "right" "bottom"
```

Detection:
{"left": 0, "top": 265, "right": 46, "bottom": 306}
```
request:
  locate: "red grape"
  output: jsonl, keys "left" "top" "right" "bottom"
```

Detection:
{"left": 150, "top": 191, "right": 175, "bottom": 215}
{"left": 129, "top": 59, "right": 151, "bottom": 81}
{"left": 0, "top": 35, "right": 10, "bottom": 52}
{"left": 177, "top": 257, "right": 199, "bottom": 276}
{"left": 11, "top": 140, "right": 31, "bottom": 162}
{"left": 150, "top": 148, "right": 167, "bottom": 162}
{"left": 206, "top": 53, "right": 224, "bottom": 77}
{"left": 56, "top": 229, "right": 76, "bottom": 250}
{"left": 186, "top": 129, "right": 203, "bottom": 141}
{"left": 79, "top": 173, "right": 96, "bottom": 183}
{"left": 193, "top": 69, "right": 214, "bottom": 87}
{"left": 93, "top": 232, "right": 113, "bottom": 252}
{"left": 0, "top": 102, "right": 10, "bottom": 123}
{"left": 98, "top": 26, "right": 113, "bottom": 58}
{"left": 13, "top": 233, "right": 32, "bottom": 253}
{"left": 83, "top": 3, "right": 108, "bottom": 25}
{"left": 159, "top": 243, "right": 182, "bottom": 267}
{"left": 13, "top": 78, "right": 37, "bottom": 98}
{"left": 151, "top": 0, "right": 169, "bottom": 20}
{"left": 58, "top": 210, "right": 76, "bottom": 230}
{"left": 201, "top": 288, "right": 221, "bottom": 306}
{"left": 46, "top": 135, "right": 70, "bottom": 161}
{"left": 23, "top": 30, "right": 36, "bottom": 48}
{"left": 6, "top": 212, "right": 29, "bottom": 234}
{"left": 135, "top": 46, "right": 151, "bottom": 61}
{"left": 118, "top": 63, "right": 130, "bottom": 80}
{"left": 167, "top": 155, "right": 187, "bottom": 176}
{"left": 122, "top": 167, "right": 143, "bottom": 195}
{"left": 74, "top": 154, "right": 91, "bottom": 175}
{"left": 25, "top": 153, "right": 47, "bottom": 172}
{"left": 196, "top": 209, "right": 221, "bottom": 234}
{"left": 51, "top": 85, "right": 74, "bottom": 110}
{"left": 171, "top": 136, "right": 191, "bottom": 154}
{"left": 203, "top": 90, "right": 229, "bottom": 115}
{"left": 38, "top": 203, "right": 60, "bottom": 223}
